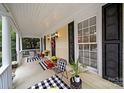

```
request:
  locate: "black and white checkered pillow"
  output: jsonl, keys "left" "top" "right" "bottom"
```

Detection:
{"left": 29, "top": 75, "right": 70, "bottom": 89}
{"left": 57, "top": 58, "right": 67, "bottom": 72}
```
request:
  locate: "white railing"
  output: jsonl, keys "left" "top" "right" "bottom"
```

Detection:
{"left": 21, "top": 49, "right": 40, "bottom": 57}
{"left": 0, "top": 65, "right": 12, "bottom": 89}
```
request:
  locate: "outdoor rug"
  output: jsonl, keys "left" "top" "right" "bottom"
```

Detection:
{"left": 27, "top": 56, "right": 40, "bottom": 63}
{"left": 29, "top": 75, "right": 70, "bottom": 89}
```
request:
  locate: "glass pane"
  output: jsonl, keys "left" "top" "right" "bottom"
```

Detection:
{"left": 90, "top": 59, "right": 97, "bottom": 68}
{"left": 78, "top": 23, "right": 82, "bottom": 30}
{"left": 90, "top": 52, "right": 97, "bottom": 60}
{"left": 79, "top": 44, "right": 83, "bottom": 50}
{"left": 79, "top": 58, "right": 83, "bottom": 64}
{"left": 79, "top": 51, "right": 83, "bottom": 58}
{"left": 90, "top": 44, "right": 97, "bottom": 52}
{"left": 84, "top": 44, "right": 89, "bottom": 51}
{"left": 83, "top": 19, "right": 88, "bottom": 28}
{"left": 78, "top": 37, "right": 82, "bottom": 43}
{"left": 84, "top": 58, "right": 89, "bottom": 65}
{"left": 89, "top": 16, "right": 96, "bottom": 26}
{"left": 78, "top": 30, "right": 82, "bottom": 37}
{"left": 83, "top": 28, "right": 89, "bottom": 35}
{"left": 84, "top": 51, "right": 89, "bottom": 58}
{"left": 83, "top": 36, "right": 89, "bottom": 43}
{"left": 90, "top": 35, "right": 96, "bottom": 42}
{"left": 90, "top": 26, "right": 96, "bottom": 34}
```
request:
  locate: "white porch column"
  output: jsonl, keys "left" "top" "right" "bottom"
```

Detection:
{"left": 20, "top": 36, "right": 22, "bottom": 51}
{"left": 16, "top": 32, "right": 20, "bottom": 64}
{"left": 2, "top": 16, "right": 12, "bottom": 88}
{"left": 2, "top": 16, "right": 11, "bottom": 66}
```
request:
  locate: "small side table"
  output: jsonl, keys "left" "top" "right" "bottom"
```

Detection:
{"left": 70, "top": 77, "right": 82, "bottom": 89}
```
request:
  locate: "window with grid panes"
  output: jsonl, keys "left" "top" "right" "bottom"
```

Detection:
{"left": 78, "top": 16, "right": 97, "bottom": 69}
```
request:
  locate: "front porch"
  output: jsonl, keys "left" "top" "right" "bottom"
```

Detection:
{"left": 0, "top": 3, "right": 124, "bottom": 89}
{"left": 12, "top": 57, "right": 122, "bottom": 89}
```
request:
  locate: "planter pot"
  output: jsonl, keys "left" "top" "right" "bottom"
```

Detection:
{"left": 74, "top": 75, "right": 80, "bottom": 83}
{"left": 70, "top": 76, "right": 82, "bottom": 89}
{"left": 41, "top": 54, "right": 45, "bottom": 58}
{"left": 45, "top": 52, "right": 49, "bottom": 56}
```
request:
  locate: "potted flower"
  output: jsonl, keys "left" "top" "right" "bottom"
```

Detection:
{"left": 44, "top": 50, "right": 50, "bottom": 56}
{"left": 70, "top": 58, "right": 81, "bottom": 83}
{"left": 51, "top": 56, "right": 58, "bottom": 64}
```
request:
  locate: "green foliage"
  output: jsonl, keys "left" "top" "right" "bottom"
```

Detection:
{"left": 22, "top": 38, "right": 40, "bottom": 49}
{"left": 10, "top": 26, "right": 16, "bottom": 61}
{"left": 44, "top": 49, "right": 50, "bottom": 53}
{"left": 70, "top": 58, "right": 80, "bottom": 77}
{"left": 51, "top": 56, "right": 58, "bottom": 61}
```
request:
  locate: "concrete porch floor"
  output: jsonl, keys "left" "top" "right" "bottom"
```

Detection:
{"left": 12, "top": 57, "right": 123, "bottom": 89}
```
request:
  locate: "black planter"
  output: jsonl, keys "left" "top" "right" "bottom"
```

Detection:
{"left": 70, "top": 76, "right": 82, "bottom": 89}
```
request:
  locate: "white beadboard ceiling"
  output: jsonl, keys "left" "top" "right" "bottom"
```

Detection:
{"left": 6, "top": 3, "right": 95, "bottom": 37}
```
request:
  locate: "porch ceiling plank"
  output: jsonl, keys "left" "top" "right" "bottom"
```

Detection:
{"left": 5, "top": 3, "right": 97, "bottom": 37}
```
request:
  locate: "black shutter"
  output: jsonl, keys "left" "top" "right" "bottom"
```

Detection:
{"left": 68, "top": 21, "right": 75, "bottom": 64}
{"left": 102, "top": 3, "right": 123, "bottom": 86}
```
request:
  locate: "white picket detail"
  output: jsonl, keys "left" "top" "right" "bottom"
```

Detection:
{"left": 0, "top": 65, "right": 12, "bottom": 89}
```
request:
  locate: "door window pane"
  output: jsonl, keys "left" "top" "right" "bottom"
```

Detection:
{"left": 83, "top": 28, "right": 89, "bottom": 35}
{"left": 84, "top": 58, "right": 89, "bottom": 65}
{"left": 78, "top": 22, "right": 82, "bottom": 30}
{"left": 83, "top": 36, "right": 89, "bottom": 43}
{"left": 90, "top": 35, "right": 96, "bottom": 42}
{"left": 83, "top": 19, "right": 88, "bottom": 28}
{"left": 79, "top": 44, "right": 83, "bottom": 50}
{"left": 78, "top": 30, "right": 82, "bottom": 37}
{"left": 78, "top": 16, "right": 97, "bottom": 70}
{"left": 90, "top": 44, "right": 97, "bottom": 52}
{"left": 79, "top": 58, "right": 83, "bottom": 64}
{"left": 90, "top": 59, "right": 97, "bottom": 68}
{"left": 79, "top": 51, "right": 83, "bottom": 58}
{"left": 78, "top": 37, "right": 82, "bottom": 43}
{"left": 90, "top": 16, "right": 96, "bottom": 26}
{"left": 84, "top": 44, "right": 89, "bottom": 51}
{"left": 84, "top": 51, "right": 89, "bottom": 58}
{"left": 90, "top": 26, "right": 96, "bottom": 34}
{"left": 90, "top": 52, "right": 97, "bottom": 60}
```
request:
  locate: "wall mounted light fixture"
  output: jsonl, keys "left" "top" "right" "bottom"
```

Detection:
{"left": 55, "top": 32, "right": 58, "bottom": 38}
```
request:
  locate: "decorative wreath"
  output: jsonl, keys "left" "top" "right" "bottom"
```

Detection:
{"left": 51, "top": 38, "right": 55, "bottom": 48}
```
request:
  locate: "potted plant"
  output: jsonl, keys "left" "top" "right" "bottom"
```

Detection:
{"left": 51, "top": 56, "right": 58, "bottom": 64}
{"left": 44, "top": 50, "right": 50, "bottom": 56}
{"left": 70, "top": 58, "right": 81, "bottom": 83}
